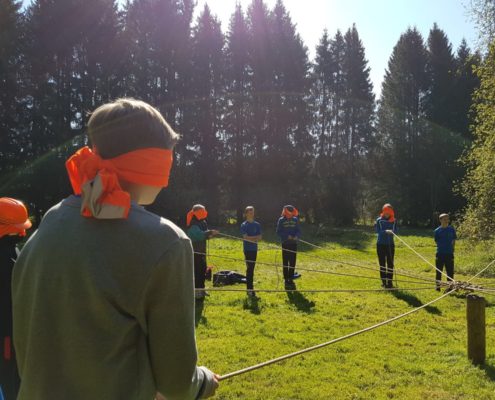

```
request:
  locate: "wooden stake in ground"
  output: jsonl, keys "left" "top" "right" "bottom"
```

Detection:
{"left": 467, "top": 294, "right": 486, "bottom": 365}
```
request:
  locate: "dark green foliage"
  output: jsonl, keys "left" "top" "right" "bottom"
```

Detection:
{"left": 0, "top": 1, "right": 480, "bottom": 228}
{"left": 459, "top": 42, "right": 495, "bottom": 238}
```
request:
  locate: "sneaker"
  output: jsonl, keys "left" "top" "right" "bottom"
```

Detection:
{"left": 247, "top": 290, "right": 257, "bottom": 298}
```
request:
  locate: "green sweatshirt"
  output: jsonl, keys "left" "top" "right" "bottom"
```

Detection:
{"left": 12, "top": 196, "right": 215, "bottom": 400}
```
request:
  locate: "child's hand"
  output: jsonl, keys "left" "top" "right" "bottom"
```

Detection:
{"left": 385, "top": 230, "right": 393, "bottom": 235}
{"left": 210, "top": 230, "right": 219, "bottom": 236}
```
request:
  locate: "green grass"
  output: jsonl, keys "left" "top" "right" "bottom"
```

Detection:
{"left": 195, "top": 226, "right": 495, "bottom": 399}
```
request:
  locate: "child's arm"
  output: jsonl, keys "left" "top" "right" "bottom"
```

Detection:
{"left": 187, "top": 225, "right": 207, "bottom": 242}
{"left": 294, "top": 221, "right": 301, "bottom": 239}
{"left": 142, "top": 239, "right": 218, "bottom": 399}
{"left": 276, "top": 218, "right": 283, "bottom": 238}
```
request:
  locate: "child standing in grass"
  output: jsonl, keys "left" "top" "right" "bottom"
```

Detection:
{"left": 0, "top": 198, "right": 31, "bottom": 400}
{"left": 13, "top": 99, "right": 218, "bottom": 400}
{"left": 434, "top": 213, "right": 457, "bottom": 291}
{"left": 240, "top": 206, "right": 262, "bottom": 297}
{"left": 186, "top": 204, "right": 218, "bottom": 300}
{"left": 375, "top": 203, "right": 398, "bottom": 288}
{"left": 276, "top": 205, "right": 301, "bottom": 291}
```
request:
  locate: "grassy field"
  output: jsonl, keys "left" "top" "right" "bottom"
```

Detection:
{"left": 195, "top": 225, "right": 495, "bottom": 400}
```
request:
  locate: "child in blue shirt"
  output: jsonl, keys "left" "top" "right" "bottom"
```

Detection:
{"left": 186, "top": 204, "right": 218, "bottom": 300}
{"left": 276, "top": 205, "right": 301, "bottom": 290}
{"left": 434, "top": 213, "right": 457, "bottom": 291}
{"left": 240, "top": 206, "right": 262, "bottom": 297}
{"left": 375, "top": 203, "right": 398, "bottom": 288}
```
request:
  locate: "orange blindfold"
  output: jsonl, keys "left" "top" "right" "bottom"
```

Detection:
{"left": 66, "top": 146, "right": 173, "bottom": 219}
{"left": 187, "top": 208, "right": 208, "bottom": 226}
{"left": 380, "top": 207, "right": 395, "bottom": 222}
{"left": 282, "top": 207, "right": 299, "bottom": 219}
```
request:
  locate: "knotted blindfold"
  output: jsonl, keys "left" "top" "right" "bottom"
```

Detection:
{"left": 66, "top": 146, "right": 173, "bottom": 219}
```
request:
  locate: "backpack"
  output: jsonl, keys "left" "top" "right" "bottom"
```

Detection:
{"left": 212, "top": 270, "right": 247, "bottom": 286}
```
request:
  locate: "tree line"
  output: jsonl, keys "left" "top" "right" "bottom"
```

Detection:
{"left": 0, "top": 0, "right": 482, "bottom": 228}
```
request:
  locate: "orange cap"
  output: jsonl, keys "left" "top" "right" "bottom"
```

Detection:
{"left": 0, "top": 198, "right": 32, "bottom": 238}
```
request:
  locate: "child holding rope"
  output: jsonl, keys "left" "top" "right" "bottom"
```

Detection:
{"left": 186, "top": 204, "right": 218, "bottom": 300}
{"left": 375, "top": 203, "right": 397, "bottom": 288}
{"left": 240, "top": 206, "right": 262, "bottom": 297}
{"left": 276, "top": 205, "right": 301, "bottom": 290}
{"left": 434, "top": 213, "right": 456, "bottom": 291}
{"left": 0, "top": 198, "right": 31, "bottom": 400}
{"left": 12, "top": 99, "right": 219, "bottom": 400}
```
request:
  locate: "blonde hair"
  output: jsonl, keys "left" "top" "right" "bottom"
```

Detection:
{"left": 88, "top": 98, "right": 179, "bottom": 159}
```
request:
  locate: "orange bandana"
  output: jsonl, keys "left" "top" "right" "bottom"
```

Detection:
{"left": 187, "top": 208, "right": 208, "bottom": 226}
{"left": 66, "top": 146, "right": 173, "bottom": 219}
{"left": 0, "top": 198, "right": 32, "bottom": 238}
{"left": 282, "top": 206, "right": 299, "bottom": 219}
{"left": 380, "top": 206, "right": 395, "bottom": 223}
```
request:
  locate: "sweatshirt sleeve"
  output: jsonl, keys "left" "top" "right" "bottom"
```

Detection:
{"left": 187, "top": 225, "right": 207, "bottom": 242}
{"left": 276, "top": 218, "right": 283, "bottom": 238}
{"left": 294, "top": 221, "right": 301, "bottom": 238}
{"left": 139, "top": 238, "right": 214, "bottom": 400}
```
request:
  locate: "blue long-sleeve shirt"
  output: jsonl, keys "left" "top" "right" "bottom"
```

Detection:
{"left": 375, "top": 217, "right": 397, "bottom": 245}
{"left": 276, "top": 217, "right": 300, "bottom": 242}
{"left": 434, "top": 225, "right": 457, "bottom": 255}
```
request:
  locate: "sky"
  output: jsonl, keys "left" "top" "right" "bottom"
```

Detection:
{"left": 197, "top": 0, "right": 478, "bottom": 96}
{"left": 21, "top": 0, "right": 478, "bottom": 96}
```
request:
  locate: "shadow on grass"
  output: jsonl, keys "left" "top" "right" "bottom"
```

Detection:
{"left": 195, "top": 300, "right": 207, "bottom": 327}
{"left": 286, "top": 291, "right": 316, "bottom": 313}
{"left": 243, "top": 296, "right": 262, "bottom": 315}
{"left": 390, "top": 290, "right": 442, "bottom": 315}
{"left": 480, "top": 364, "right": 495, "bottom": 382}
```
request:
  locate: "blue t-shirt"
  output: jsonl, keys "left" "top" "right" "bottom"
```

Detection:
{"left": 434, "top": 225, "right": 457, "bottom": 255}
{"left": 375, "top": 217, "right": 397, "bottom": 245}
{"left": 276, "top": 217, "right": 301, "bottom": 242}
{"left": 240, "top": 220, "right": 262, "bottom": 252}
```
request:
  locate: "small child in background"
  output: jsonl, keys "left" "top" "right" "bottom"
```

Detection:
{"left": 276, "top": 205, "right": 301, "bottom": 291}
{"left": 375, "top": 203, "right": 398, "bottom": 288}
{"left": 434, "top": 213, "right": 457, "bottom": 291}
{"left": 0, "top": 198, "right": 31, "bottom": 400}
{"left": 186, "top": 204, "right": 218, "bottom": 300}
{"left": 240, "top": 206, "right": 262, "bottom": 297}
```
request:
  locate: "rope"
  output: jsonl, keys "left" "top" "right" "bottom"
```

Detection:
{"left": 218, "top": 291, "right": 453, "bottom": 380}
{"left": 466, "top": 259, "right": 495, "bottom": 283}
{"left": 216, "top": 232, "right": 439, "bottom": 285}
{"left": 195, "top": 251, "right": 441, "bottom": 286}
{"left": 195, "top": 287, "right": 436, "bottom": 293}
{"left": 297, "top": 237, "right": 438, "bottom": 284}
{"left": 391, "top": 232, "right": 453, "bottom": 282}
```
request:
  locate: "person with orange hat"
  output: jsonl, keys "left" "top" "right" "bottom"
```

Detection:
{"left": 375, "top": 203, "right": 398, "bottom": 288}
{"left": 186, "top": 204, "right": 218, "bottom": 300}
{"left": 12, "top": 99, "right": 219, "bottom": 400}
{"left": 0, "top": 197, "right": 31, "bottom": 400}
{"left": 276, "top": 205, "right": 301, "bottom": 290}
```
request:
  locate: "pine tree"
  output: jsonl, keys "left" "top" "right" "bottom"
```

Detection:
{"left": 0, "top": 0, "right": 24, "bottom": 177}
{"left": 423, "top": 23, "right": 465, "bottom": 218}
{"left": 375, "top": 28, "right": 429, "bottom": 224}
{"left": 452, "top": 39, "right": 481, "bottom": 139}
{"left": 185, "top": 4, "right": 225, "bottom": 222}
{"left": 224, "top": 3, "right": 252, "bottom": 222}
{"left": 310, "top": 26, "right": 374, "bottom": 224}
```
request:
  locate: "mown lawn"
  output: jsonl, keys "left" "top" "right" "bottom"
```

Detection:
{"left": 195, "top": 225, "right": 495, "bottom": 399}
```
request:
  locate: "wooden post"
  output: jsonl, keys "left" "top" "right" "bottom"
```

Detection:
{"left": 467, "top": 294, "right": 486, "bottom": 365}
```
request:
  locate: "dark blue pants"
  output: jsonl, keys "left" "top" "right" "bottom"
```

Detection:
{"left": 436, "top": 253, "right": 454, "bottom": 284}
{"left": 244, "top": 251, "right": 257, "bottom": 290}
